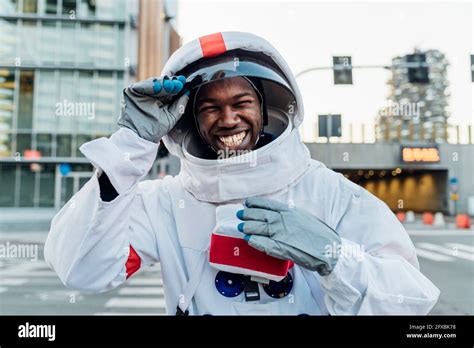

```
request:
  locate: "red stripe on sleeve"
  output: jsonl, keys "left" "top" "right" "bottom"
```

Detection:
{"left": 199, "top": 32, "right": 227, "bottom": 58}
{"left": 125, "top": 245, "right": 141, "bottom": 279}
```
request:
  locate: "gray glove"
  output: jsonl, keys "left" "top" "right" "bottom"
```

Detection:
{"left": 117, "top": 75, "right": 189, "bottom": 143}
{"left": 236, "top": 197, "right": 341, "bottom": 276}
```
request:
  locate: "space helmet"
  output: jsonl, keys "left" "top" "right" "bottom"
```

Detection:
{"left": 167, "top": 48, "right": 299, "bottom": 158}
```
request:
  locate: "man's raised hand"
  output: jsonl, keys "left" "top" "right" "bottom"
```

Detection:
{"left": 118, "top": 75, "right": 189, "bottom": 143}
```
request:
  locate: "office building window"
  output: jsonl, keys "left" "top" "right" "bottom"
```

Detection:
{"left": 0, "top": 20, "right": 18, "bottom": 65}
{"left": 19, "top": 164, "right": 35, "bottom": 206}
{"left": 95, "top": 71, "right": 116, "bottom": 134}
{"left": 0, "top": 164, "right": 16, "bottom": 207}
{"left": 0, "top": 19, "right": 125, "bottom": 69}
{"left": 0, "top": 69, "right": 15, "bottom": 156}
{"left": 44, "top": 0, "right": 58, "bottom": 14}
{"left": 0, "top": 133, "right": 13, "bottom": 157}
{"left": 62, "top": 0, "right": 77, "bottom": 16}
{"left": 23, "top": 0, "right": 38, "bottom": 13}
{"left": 96, "top": 24, "right": 115, "bottom": 67}
{"left": 56, "top": 134, "right": 72, "bottom": 157}
{"left": 60, "top": 21, "right": 76, "bottom": 64}
{"left": 36, "top": 133, "right": 52, "bottom": 156}
{"left": 18, "top": 70, "right": 35, "bottom": 130}
{"left": 116, "top": 24, "right": 125, "bottom": 67}
{"left": 19, "top": 20, "right": 38, "bottom": 64}
{"left": 76, "top": 71, "right": 95, "bottom": 132}
{"left": 57, "top": 71, "right": 75, "bottom": 132}
{"left": 16, "top": 133, "right": 32, "bottom": 154}
{"left": 34, "top": 70, "right": 58, "bottom": 132}
{"left": 39, "top": 163, "right": 55, "bottom": 207}
{"left": 40, "top": 21, "right": 59, "bottom": 64}
{"left": 0, "top": 1, "right": 19, "bottom": 14}
{"left": 96, "top": 0, "right": 123, "bottom": 20}
{"left": 78, "top": 23, "right": 95, "bottom": 66}
{"left": 78, "top": 0, "right": 95, "bottom": 17}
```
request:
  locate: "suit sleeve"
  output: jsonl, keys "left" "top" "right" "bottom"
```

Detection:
{"left": 319, "top": 177, "right": 440, "bottom": 315}
{"left": 44, "top": 128, "right": 160, "bottom": 293}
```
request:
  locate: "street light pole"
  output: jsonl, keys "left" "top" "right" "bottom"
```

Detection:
{"left": 295, "top": 62, "right": 435, "bottom": 79}
{"left": 295, "top": 64, "right": 391, "bottom": 79}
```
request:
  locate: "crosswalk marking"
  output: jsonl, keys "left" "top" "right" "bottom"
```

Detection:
{"left": 0, "top": 270, "right": 56, "bottom": 277}
{"left": 0, "top": 262, "right": 48, "bottom": 274}
{"left": 0, "top": 258, "right": 166, "bottom": 315}
{"left": 94, "top": 312, "right": 161, "bottom": 316}
{"left": 416, "top": 243, "right": 474, "bottom": 261}
{"left": 127, "top": 278, "right": 163, "bottom": 286}
{"left": 445, "top": 243, "right": 474, "bottom": 254}
{"left": 102, "top": 267, "right": 165, "bottom": 314}
{"left": 105, "top": 298, "right": 166, "bottom": 309}
{"left": 0, "top": 278, "right": 29, "bottom": 286}
{"left": 408, "top": 230, "right": 474, "bottom": 236}
{"left": 118, "top": 287, "right": 165, "bottom": 296}
{"left": 415, "top": 248, "right": 455, "bottom": 262}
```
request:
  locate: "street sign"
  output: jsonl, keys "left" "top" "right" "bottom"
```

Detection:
{"left": 401, "top": 146, "right": 440, "bottom": 163}
{"left": 449, "top": 177, "right": 459, "bottom": 193}
{"left": 450, "top": 193, "right": 459, "bottom": 201}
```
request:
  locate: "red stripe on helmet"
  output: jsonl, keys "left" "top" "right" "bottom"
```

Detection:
{"left": 199, "top": 32, "right": 227, "bottom": 58}
{"left": 125, "top": 245, "right": 141, "bottom": 279}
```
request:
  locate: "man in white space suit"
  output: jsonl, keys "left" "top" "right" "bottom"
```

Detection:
{"left": 44, "top": 31, "right": 440, "bottom": 315}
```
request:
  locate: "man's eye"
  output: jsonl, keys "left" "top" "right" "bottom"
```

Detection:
{"left": 200, "top": 106, "right": 219, "bottom": 113}
{"left": 235, "top": 100, "right": 252, "bottom": 107}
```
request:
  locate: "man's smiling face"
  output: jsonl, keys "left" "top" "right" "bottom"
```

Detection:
{"left": 195, "top": 77, "right": 262, "bottom": 153}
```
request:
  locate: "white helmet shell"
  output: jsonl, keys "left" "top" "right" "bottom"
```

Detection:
{"left": 161, "top": 31, "right": 304, "bottom": 159}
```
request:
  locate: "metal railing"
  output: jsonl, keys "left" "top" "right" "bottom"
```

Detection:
{"left": 305, "top": 123, "right": 474, "bottom": 144}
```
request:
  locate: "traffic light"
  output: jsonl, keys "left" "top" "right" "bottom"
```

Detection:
{"left": 318, "top": 114, "right": 342, "bottom": 137}
{"left": 406, "top": 53, "right": 429, "bottom": 83}
{"left": 333, "top": 56, "right": 353, "bottom": 85}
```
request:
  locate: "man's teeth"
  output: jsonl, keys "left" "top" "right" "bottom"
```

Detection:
{"left": 219, "top": 131, "right": 246, "bottom": 147}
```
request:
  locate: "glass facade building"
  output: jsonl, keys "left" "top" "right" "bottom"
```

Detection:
{"left": 0, "top": 0, "right": 136, "bottom": 207}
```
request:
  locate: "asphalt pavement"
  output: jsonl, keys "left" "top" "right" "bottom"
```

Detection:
{"left": 408, "top": 229, "right": 474, "bottom": 314}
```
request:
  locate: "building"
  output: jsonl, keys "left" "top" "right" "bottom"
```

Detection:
{"left": 0, "top": 0, "right": 180, "bottom": 209}
{"left": 376, "top": 49, "right": 450, "bottom": 143}
{"left": 305, "top": 142, "right": 474, "bottom": 215}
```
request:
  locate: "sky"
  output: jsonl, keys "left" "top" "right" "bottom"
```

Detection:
{"left": 174, "top": 0, "right": 473, "bottom": 142}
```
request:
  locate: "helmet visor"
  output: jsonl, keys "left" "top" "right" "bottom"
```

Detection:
{"left": 175, "top": 51, "right": 297, "bottom": 118}
{"left": 183, "top": 59, "right": 291, "bottom": 93}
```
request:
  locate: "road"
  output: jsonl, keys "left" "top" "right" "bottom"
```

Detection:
{"left": 408, "top": 229, "right": 474, "bottom": 314}
{"left": 0, "top": 227, "right": 473, "bottom": 315}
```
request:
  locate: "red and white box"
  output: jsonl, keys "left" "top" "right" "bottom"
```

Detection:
{"left": 209, "top": 203, "right": 292, "bottom": 283}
